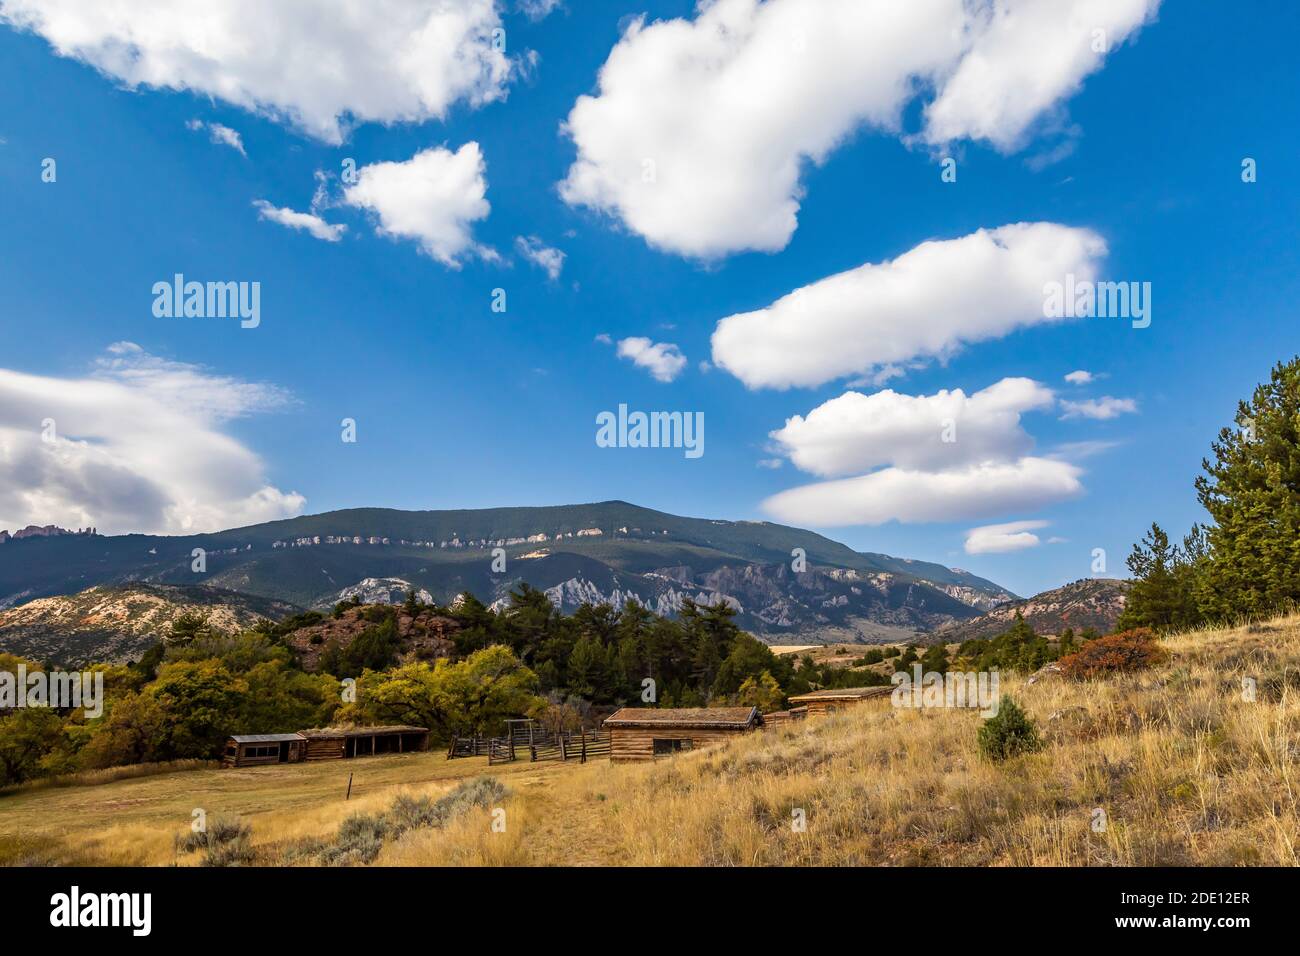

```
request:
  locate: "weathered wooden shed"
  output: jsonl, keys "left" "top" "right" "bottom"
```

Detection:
{"left": 297, "top": 725, "right": 430, "bottom": 760}
{"left": 222, "top": 733, "right": 307, "bottom": 768}
{"left": 603, "top": 707, "right": 759, "bottom": 762}
{"left": 787, "top": 686, "right": 893, "bottom": 717}
{"left": 759, "top": 706, "right": 807, "bottom": 728}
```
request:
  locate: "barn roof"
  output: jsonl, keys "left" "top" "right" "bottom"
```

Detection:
{"left": 229, "top": 733, "right": 305, "bottom": 743}
{"left": 788, "top": 686, "right": 894, "bottom": 703}
{"left": 298, "top": 725, "right": 428, "bottom": 738}
{"left": 603, "top": 707, "right": 759, "bottom": 729}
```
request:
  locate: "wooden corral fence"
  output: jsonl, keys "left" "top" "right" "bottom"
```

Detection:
{"left": 564, "top": 729, "right": 610, "bottom": 763}
{"left": 487, "top": 736, "right": 516, "bottom": 765}
{"left": 528, "top": 728, "right": 611, "bottom": 763}
{"left": 471, "top": 719, "right": 610, "bottom": 765}
{"left": 446, "top": 734, "right": 489, "bottom": 759}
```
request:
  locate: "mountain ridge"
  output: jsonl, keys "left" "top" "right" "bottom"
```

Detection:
{"left": 0, "top": 501, "right": 1017, "bottom": 645}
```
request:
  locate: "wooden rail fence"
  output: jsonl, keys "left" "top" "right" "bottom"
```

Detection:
{"left": 446, "top": 734, "right": 488, "bottom": 759}
{"left": 487, "top": 737, "right": 516, "bottom": 765}
{"left": 453, "top": 728, "right": 610, "bottom": 765}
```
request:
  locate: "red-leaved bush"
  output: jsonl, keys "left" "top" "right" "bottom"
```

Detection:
{"left": 1057, "top": 628, "right": 1167, "bottom": 680}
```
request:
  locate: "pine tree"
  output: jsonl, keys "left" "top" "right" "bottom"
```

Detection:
{"left": 1117, "top": 523, "right": 1197, "bottom": 631}
{"left": 1195, "top": 357, "right": 1300, "bottom": 619}
{"left": 920, "top": 642, "right": 949, "bottom": 675}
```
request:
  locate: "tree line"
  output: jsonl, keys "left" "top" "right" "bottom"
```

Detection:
{"left": 0, "top": 588, "right": 834, "bottom": 786}
{"left": 1119, "top": 357, "right": 1300, "bottom": 632}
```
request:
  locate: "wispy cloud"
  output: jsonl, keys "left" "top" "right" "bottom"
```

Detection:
{"left": 515, "top": 235, "right": 565, "bottom": 280}
{"left": 253, "top": 200, "right": 346, "bottom": 242}
{"left": 964, "top": 520, "right": 1050, "bottom": 555}
{"left": 1060, "top": 396, "right": 1138, "bottom": 420}
{"left": 185, "top": 118, "right": 246, "bottom": 156}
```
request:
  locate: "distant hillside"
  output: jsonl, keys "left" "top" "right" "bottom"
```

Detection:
{"left": 284, "top": 603, "right": 458, "bottom": 672}
{"left": 0, "top": 501, "right": 1016, "bottom": 644}
{"left": 0, "top": 583, "right": 299, "bottom": 667}
{"left": 930, "top": 578, "right": 1131, "bottom": 644}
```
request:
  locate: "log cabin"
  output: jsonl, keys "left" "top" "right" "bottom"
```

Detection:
{"left": 222, "top": 733, "right": 307, "bottom": 768}
{"left": 787, "top": 686, "right": 893, "bottom": 717}
{"left": 603, "top": 706, "right": 759, "bottom": 762}
{"left": 759, "top": 706, "right": 807, "bottom": 728}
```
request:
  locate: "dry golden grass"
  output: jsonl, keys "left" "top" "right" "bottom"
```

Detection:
{"left": 3, "top": 615, "right": 1298, "bottom": 866}
{"left": 395, "top": 615, "right": 1300, "bottom": 866}
{"left": 0, "top": 745, "right": 569, "bottom": 866}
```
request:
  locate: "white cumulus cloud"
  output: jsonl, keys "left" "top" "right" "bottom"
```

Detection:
{"left": 559, "top": 0, "right": 1158, "bottom": 257}
{"left": 964, "top": 520, "right": 1050, "bottom": 555}
{"left": 0, "top": 0, "right": 515, "bottom": 144}
{"left": 762, "top": 377, "right": 1083, "bottom": 526}
{"left": 0, "top": 343, "right": 304, "bottom": 536}
{"left": 616, "top": 337, "right": 687, "bottom": 383}
{"left": 712, "top": 222, "right": 1107, "bottom": 390}
{"left": 253, "top": 200, "right": 346, "bottom": 243}
{"left": 922, "top": 0, "right": 1160, "bottom": 150}
{"left": 1064, "top": 369, "right": 1094, "bottom": 384}
{"left": 343, "top": 143, "right": 494, "bottom": 267}
{"left": 770, "top": 377, "right": 1055, "bottom": 477}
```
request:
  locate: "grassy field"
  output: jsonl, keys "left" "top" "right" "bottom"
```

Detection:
{"left": 3, "top": 615, "right": 1298, "bottom": 866}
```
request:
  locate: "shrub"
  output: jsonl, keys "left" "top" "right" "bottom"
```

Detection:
{"left": 174, "top": 815, "right": 255, "bottom": 866}
{"left": 1057, "top": 628, "right": 1167, "bottom": 680}
{"left": 318, "top": 777, "right": 507, "bottom": 866}
{"left": 320, "top": 812, "right": 389, "bottom": 866}
{"left": 977, "top": 696, "right": 1042, "bottom": 761}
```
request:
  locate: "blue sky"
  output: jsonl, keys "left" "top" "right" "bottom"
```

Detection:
{"left": 0, "top": 0, "right": 1297, "bottom": 597}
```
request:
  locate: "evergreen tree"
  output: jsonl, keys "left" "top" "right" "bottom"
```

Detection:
{"left": 920, "top": 642, "right": 949, "bottom": 675}
{"left": 1196, "top": 357, "right": 1300, "bottom": 618}
{"left": 566, "top": 635, "right": 609, "bottom": 701}
{"left": 1116, "top": 523, "right": 1202, "bottom": 632}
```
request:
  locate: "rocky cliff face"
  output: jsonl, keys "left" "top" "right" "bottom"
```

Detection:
{"left": 334, "top": 577, "right": 434, "bottom": 606}
{"left": 286, "top": 605, "right": 458, "bottom": 672}
{"left": 0, "top": 525, "right": 97, "bottom": 541}
{"left": 0, "top": 583, "right": 297, "bottom": 666}
{"left": 931, "top": 578, "right": 1131, "bottom": 643}
{"left": 485, "top": 561, "right": 985, "bottom": 644}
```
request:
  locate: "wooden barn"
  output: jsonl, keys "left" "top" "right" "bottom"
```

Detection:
{"left": 787, "top": 686, "right": 893, "bottom": 717}
{"left": 222, "top": 733, "right": 307, "bottom": 768}
{"left": 297, "top": 725, "right": 430, "bottom": 760}
{"left": 603, "top": 707, "right": 759, "bottom": 762}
